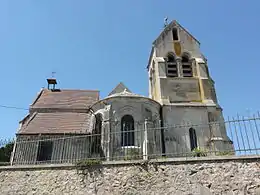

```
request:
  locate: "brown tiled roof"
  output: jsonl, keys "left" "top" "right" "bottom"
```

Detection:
{"left": 18, "top": 112, "right": 93, "bottom": 134}
{"left": 30, "top": 89, "right": 99, "bottom": 109}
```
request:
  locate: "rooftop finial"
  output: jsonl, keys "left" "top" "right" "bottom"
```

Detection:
{"left": 164, "top": 16, "right": 168, "bottom": 28}
{"left": 51, "top": 71, "right": 56, "bottom": 78}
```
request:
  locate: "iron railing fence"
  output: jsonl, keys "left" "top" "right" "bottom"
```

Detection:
{"left": 11, "top": 114, "right": 260, "bottom": 165}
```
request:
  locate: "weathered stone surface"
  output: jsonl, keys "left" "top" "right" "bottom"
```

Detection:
{"left": 0, "top": 161, "right": 259, "bottom": 195}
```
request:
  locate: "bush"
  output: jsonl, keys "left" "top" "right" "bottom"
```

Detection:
{"left": 0, "top": 141, "right": 14, "bottom": 162}
{"left": 76, "top": 159, "right": 102, "bottom": 169}
{"left": 124, "top": 148, "right": 141, "bottom": 160}
{"left": 192, "top": 147, "right": 207, "bottom": 157}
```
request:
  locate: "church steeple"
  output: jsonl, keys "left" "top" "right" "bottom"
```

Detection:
{"left": 147, "top": 19, "right": 232, "bottom": 156}
{"left": 147, "top": 19, "right": 218, "bottom": 106}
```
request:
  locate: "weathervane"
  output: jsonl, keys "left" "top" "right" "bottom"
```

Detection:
{"left": 164, "top": 16, "right": 168, "bottom": 28}
{"left": 51, "top": 71, "right": 56, "bottom": 78}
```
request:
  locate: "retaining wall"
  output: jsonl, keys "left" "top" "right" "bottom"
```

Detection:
{"left": 0, "top": 156, "right": 260, "bottom": 195}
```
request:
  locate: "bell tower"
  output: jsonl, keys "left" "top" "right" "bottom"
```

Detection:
{"left": 147, "top": 20, "right": 217, "bottom": 105}
{"left": 147, "top": 20, "right": 233, "bottom": 154}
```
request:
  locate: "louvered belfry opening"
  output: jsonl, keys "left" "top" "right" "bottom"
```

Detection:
{"left": 166, "top": 54, "right": 178, "bottom": 77}
{"left": 182, "top": 55, "right": 192, "bottom": 77}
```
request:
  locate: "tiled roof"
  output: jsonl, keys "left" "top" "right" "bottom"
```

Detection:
{"left": 30, "top": 89, "right": 99, "bottom": 109}
{"left": 18, "top": 112, "right": 93, "bottom": 134}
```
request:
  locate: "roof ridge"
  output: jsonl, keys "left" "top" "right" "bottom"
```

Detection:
{"left": 153, "top": 20, "right": 200, "bottom": 45}
{"left": 42, "top": 88, "right": 100, "bottom": 92}
{"left": 108, "top": 82, "right": 131, "bottom": 96}
{"left": 30, "top": 88, "right": 44, "bottom": 107}
{"left": 24, "top": 112, "right": 38, "bottom": 128}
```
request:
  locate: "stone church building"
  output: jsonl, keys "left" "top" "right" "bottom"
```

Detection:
{"left": 11, "top": 20, "right": 233, "bottom": 164}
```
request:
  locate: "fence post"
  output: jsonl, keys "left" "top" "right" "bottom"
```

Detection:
{"left": 143, "top": 119, "right": 148, "bottom": 160}
{"left": 10, "top": 138, "right": 17, "bottom": 166}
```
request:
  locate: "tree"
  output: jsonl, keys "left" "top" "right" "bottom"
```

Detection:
{"left": 0, "top": 141, "right": 14, "bottom": 162}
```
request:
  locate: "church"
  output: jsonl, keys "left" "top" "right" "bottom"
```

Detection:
{"left": 11, "top": 20, "right": 233, "bottom": 165}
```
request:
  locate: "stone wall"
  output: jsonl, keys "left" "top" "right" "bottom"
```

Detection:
{"left": 0, "top": 157, "right": 260, "bottom": 195}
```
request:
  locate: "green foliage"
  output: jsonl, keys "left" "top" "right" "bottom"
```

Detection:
{"left": 160, "top": 155, "right": 168, "bottom": 159}
{"left": 124, "top": 148, "right": 141, "bottom": 160}
{"left": 0, "top": 141, "right": 14, "bottom": 162}
{"left": 76, "top": 159, "right": 103, "bottom": 181}
{"left": 76, "top": 159, "right": 102, "bottom": 169}
{"left": 192, "top": 147, "right": 207, "bottom": 157}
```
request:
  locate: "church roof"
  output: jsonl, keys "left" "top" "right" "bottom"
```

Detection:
{"left": 30, "top": 88, "right": 99, "bottom": 110}
{"left": 107, "top": 82, "right": 149, "bottom": 98}
{"left": 108, "top": 82, "right": 131, "bottom": 96}
{"left": 18, "top": 112, "right": 92, "bottom": 134}
{"left": 108, "top": 88, "right": 146, "bottom": 98}
{"left": 104, "top": 88, "right": 161, "bottom": 106}
{"left": 18, "top": 88, "right": 99, "bottom": 135}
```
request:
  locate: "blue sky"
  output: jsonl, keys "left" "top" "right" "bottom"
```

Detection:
{"left": 0, "top": 1, "right": 259, "bottom": 139}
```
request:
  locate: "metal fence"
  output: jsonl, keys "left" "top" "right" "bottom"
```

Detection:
{"left": 11, "top": 113, "right": 260, "bottom": 165}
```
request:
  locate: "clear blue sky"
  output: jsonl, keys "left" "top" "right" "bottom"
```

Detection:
{"left": 0, "top": 1, "right": 259, "bottom": 139}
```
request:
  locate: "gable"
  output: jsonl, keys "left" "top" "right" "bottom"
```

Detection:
{"left": 148, "top": 20, "right": 202, "bottom": 62}
{"left": 153, "top": 20, "right": 200, "bottom": 46}
{"left": 108, "top": 82, "right": 131, "bottom": 96}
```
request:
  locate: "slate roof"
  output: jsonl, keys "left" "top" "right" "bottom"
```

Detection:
{"left": 18, "top": 88, "right": 99, "bottom": 135}
{"left": 18, "top": 112, "right": 92, "bottom": 134}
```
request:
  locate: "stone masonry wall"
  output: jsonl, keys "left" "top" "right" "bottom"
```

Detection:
{"left": 0, "top": 157, "right": 260, "bottom": 195}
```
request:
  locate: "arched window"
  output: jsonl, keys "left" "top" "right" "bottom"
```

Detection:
{"left": 121, "top": 115, "right": 135, "bottom": 146}
{"left": 166, "top": 54, "right": 178, "bottom": 77}
{"left": 92, "top": 114, "right": 102, "bottom": 155}
{"left": 182, "top": 55, "right": 192, "bottom": 77}
{"left": 189, "top": 128, "right": 198, "bottom": 151}
{"left": 94, "top": 114, "right": 102, "bottom": 135}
